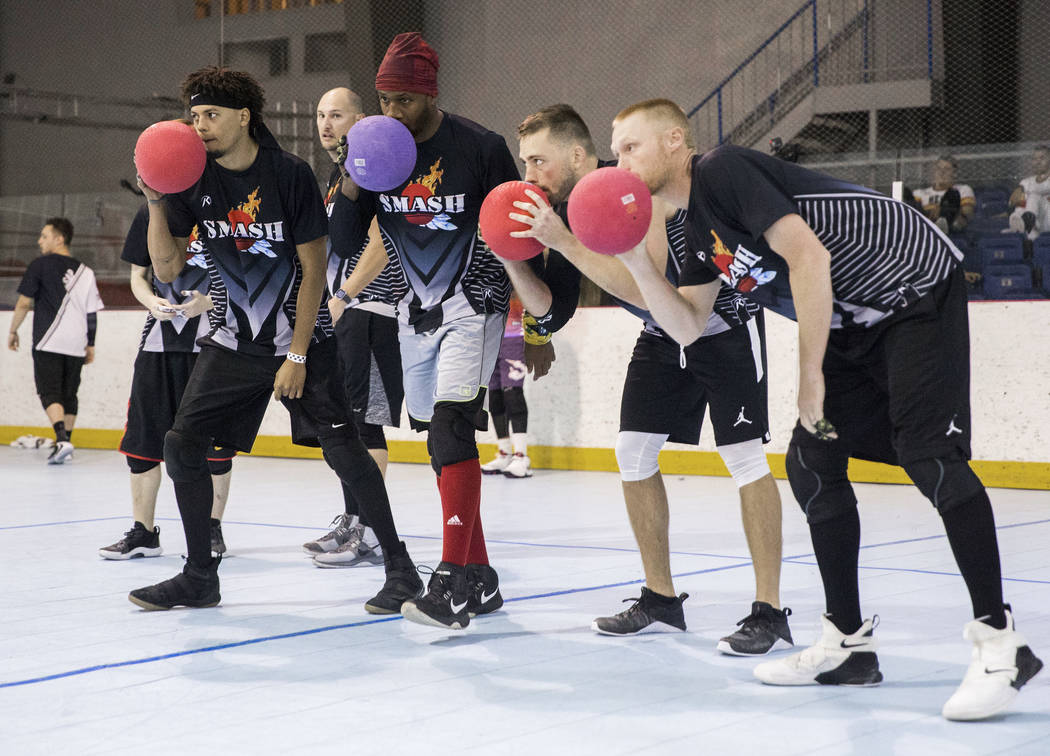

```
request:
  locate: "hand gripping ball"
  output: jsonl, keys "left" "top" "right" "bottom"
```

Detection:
{"left": 479, "top": 181, "right": 549, "bottom": 261}
{"left": 567, "top": 167, "right": 653, "bottom": 255}
{"left": 134, "top": 121, "right": 207, "bottom": 194}
{"left": 343, "top": 116, "right": 417, "bottom": 192}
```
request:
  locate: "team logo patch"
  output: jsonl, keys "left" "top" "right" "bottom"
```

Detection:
{"left": 378, "top": 157, "right": 465, "bottom": 231}
{"left": 710, "top": 229, "right": 776, "bottom": 293}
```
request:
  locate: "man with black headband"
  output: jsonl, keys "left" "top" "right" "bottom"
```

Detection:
{"left": 331, "top": 33, "right": 520, "bottom": 630}
{"left": 132, "top": 66, "right": 422, "bottom": 615}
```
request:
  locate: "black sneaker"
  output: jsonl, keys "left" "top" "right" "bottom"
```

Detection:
{"left": 128, "top": 557, "right": 221, "bottom": 611}
{"left": 210, "top": 519, "right": 226, "bottom": 555}
{"left": 364, "top": 544, "right": 423, "bottom": 615}
{"left": 401, "top": 562, "right": 470, "bottom": 630}
{"left": 466, "top": 563, "right": 503, "bottom": 617}
{"left": 592, "top": 587, "right": 688, "bottom": 636}
{"left": 718, "top": 601, "right": 794, "bottom": 656}
{"left": 99, "top": 521, "right": 162, "bottom": 560}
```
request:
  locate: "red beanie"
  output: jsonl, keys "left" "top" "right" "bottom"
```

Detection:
{"left": 375, "top": 32, "right": 439, "bottom": 97}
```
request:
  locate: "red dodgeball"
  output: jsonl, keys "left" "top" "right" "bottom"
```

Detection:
{"left": 567, "top": 167, "right": 652, "bottom": 255}
{"left": 479, "top": 181, "right": 548, "bottom": 261}
{"left": 134, "top": 120, "right": 206, "bottom": 194}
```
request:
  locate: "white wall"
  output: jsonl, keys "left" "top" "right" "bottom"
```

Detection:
{"left": 2, "top": 301, "right": 1047, "bottom": 464}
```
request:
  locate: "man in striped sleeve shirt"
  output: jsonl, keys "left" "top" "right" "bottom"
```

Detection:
{"left": 612, "top": 99, "right": 1041, "bottom": 721}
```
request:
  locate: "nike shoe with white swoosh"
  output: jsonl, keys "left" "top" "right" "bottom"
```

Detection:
{"left": 591, "top": 587, "right": 688, "bottom": 635}
{"left": 942, "top": 608, "right": 1043, "bottom": 721}
{"left": 753, "top": 614, "right": 883, "bottom": 686}
{"left": 401, "top": 562, "right": 470, "bottom": 630}
{"left": 465, "top": 563, "right": 503, "bottom": 617}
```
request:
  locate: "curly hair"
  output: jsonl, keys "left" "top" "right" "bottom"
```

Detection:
{"left": 180, "top": 66, "right": 266, "bottom": 138}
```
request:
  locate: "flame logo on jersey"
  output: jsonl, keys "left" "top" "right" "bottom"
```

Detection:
{"left": 185, "top": 224, "right": 207, "bottom": 268}
{"left": 709, "top": 229, "right": 776, "bottom": 293}
{"left": 379, "top": 157, "right": 465, "bottom": 230}
{"left": 199, "top": 186, "right": 285, "bottom": 258}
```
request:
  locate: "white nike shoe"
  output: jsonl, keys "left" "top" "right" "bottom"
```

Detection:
{"left": 503, "top": 453, "right": 532, "bottom": 479}
{"left": 46, "top": 441, "right": 74, "bottom": 465}
{"left": 753, "top": 614, "right": 883, "bottom": 686}
{"left": 481, "top": 450, "right": 512, "bottom": 475}
{"left": 942, "top": 609, "right": 1043, "bottom": 721}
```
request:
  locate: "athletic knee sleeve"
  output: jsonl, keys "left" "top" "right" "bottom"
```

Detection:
{"left": 356, "top": 422, "right": 387, "bottom": 450}
{"left": 64, "top": 394, "right": 79, "bottom": 416}
{"left": 502, "top": 387, "right": 528, "bottom": 432}
{"left": 318, "top": 427, "right": 375, "bottom": 483}
{"left": 488, "top": 387, "right": 506, "bottom": 417}
{"left": 207, "top": 458, "right": 233, "bottom": 476}
{"left": 902, "top": 455, "right": 984, "bottom": 514}
{"left": 162, "top": 429, "right": 211, "bottom": 483}
{"left": 615, "top": 431, "right": 667, "bottom": 482}
{"left": 717, "top": 438, "right": 771, "bottom": 488}
{"left": 126, "top": 456, "right": 159, "bottom": 474}
{"left": 785, "top": 426, "right": 857, "bottom": 524}
{"left": 429, "top": 400, "right": 481, "bottom": 467}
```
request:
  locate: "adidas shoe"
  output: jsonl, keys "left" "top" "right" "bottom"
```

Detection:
{"left": 481, "top": 450, "right": 512, "bottom": 475}
{"left": 128, "top": 557, "right": 221, "bottom": 611}
{"left": 46, "top": 440, "right": 74, "bottom": 465}
{"left": 942, "top": 608, "right": 1043, "bottom": 721}
{"left": 753, "top": 614, "right": 883, "bottom": 686}
{"left": 302, "top": 512, "right": 357, "bottom": 554}
{"left": 592, "top": 587, "right": 688, "bottom": 636}
{"left": 99, "top": 522, "right": 162, "bottom": 560}
{"left": 210, "top": 518, "right": 226, "bottom": 555}
{"left": 364, "top": 545, "right": 424, "bottom": 614}
{"left": 401, "top": 562, "right": 470, "bottom": 630}
{"left": 503, "top": 452, "right": 532, "bottom": 479}
{"left": 466, "top": 563, "right": 503, "bottom": 617}
{"left": 718, "top": 601, "right": 794, "bottom": 656}
{"left": 313, "top": 523, "right": 383, "bottom": 568}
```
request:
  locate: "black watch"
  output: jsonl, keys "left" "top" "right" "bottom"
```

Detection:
{"left": 333, "top": 288, "right": 349, "bottom": 301}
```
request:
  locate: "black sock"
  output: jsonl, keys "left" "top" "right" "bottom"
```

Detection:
{"left": 341, "top": 480, "right": 360, "bottom": 518}
{"left": 53, "top": 421, "right": 69, "bottom": 443}
{"left": 809, "top": 508, "right": 863, "bottom": 635}
{"left": 174, "top": 477, "right": 214, "bottom": 568}
{"left": 940, "top": 490, "right": 1006, "bottom": 629}
{"left": 644, "top": 587, "right": 679, "bottom": 603}
{"left": 321, "top": 432, "right": 398, "bottom": 552}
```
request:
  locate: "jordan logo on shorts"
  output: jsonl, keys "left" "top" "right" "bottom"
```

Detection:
{"left": 946, "top": 415, "right": 963, "bottom": 436}
{"left": 734, "top": 406, "right": 752, "bottom": 427}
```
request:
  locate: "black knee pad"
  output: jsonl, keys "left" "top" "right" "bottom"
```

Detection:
{"left": 902, "top": 455, "right": 984, "bottom": 514}
{"left": 502, "top": 387, "right": 528, "bottom": 432}
{"left": 429, "top": 399, "right": 484, "bottom": 468}
{"left": 163, "top": 429, "right": 211, "bottom": 483}
{"left": 126, "top": 456, "right": 159, "bottom": 474}
{"left": 356, "top": 422, "right": 387, "bottom": 450}
{"left": 785, "top": 425, "right": 857, "bottom": 524}
{"left": 207, "top": 458, "right": 233, "bottom": 476}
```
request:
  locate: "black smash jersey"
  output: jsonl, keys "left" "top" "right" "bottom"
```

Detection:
{"left": 679, "top": 146, "right": 962, "bottom": 328}
{"left": 325, "top": 166, "right": 407, "bottom": 317}
{"left": 353, "top": 112, "right": 520, "bottom": 332}
{"left": 122, "top": 205, "right": 222, "bottom": 353}
{"left": 17, "top": 253, "right": 103, "bottom": 355}
{"left": 165, "top": 126, "right": 330, "bottom": 356}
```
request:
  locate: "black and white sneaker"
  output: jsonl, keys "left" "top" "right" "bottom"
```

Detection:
{"left": 47, "top": 440, "right": 74, "bottom": 465}
{"left": 592, "top": 587, "right": 688, "bottom": 636}
{"left": 401, "top": 562, "right": 470, "bottom": 630}
{"left": 466, "top": 563, "right": 503, "bottom": 617}
{"left": 364, "top": 545, "right": 424, "bottom": 615}
{"left": 99, "top": 521, "right": 162, "bottom": 560}
{"left": 128, "top": 557, "right": 221, "bottom": 611}
{"left": 302, "top": 512, "right": 356, "bottom": 554}
{"left": 210, "top": 519, "right": 226, "bottom": 555}
{"left": 718, "top": 601, "right": 794, "bottom": 656}
{"left": 754, "top": 614, "right": 883, "bottom": 686}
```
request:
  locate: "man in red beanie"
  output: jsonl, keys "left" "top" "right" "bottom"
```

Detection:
{"left": 331, "top": 32, "right": 521, "bottom": 630}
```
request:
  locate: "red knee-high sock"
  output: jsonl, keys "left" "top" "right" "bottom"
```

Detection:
{"left": 466, "top": 509, "right": 489, "bottom": 566}
{"left": 439, "top": 459, "right": 480, "bottom": 566}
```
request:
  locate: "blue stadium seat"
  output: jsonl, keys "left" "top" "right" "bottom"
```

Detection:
{"left": 977, "top": 199, "right": 1010, "bottom": 217}
{"left": 976, "top": 187, "right": 1008, "bottom": 210}
{"left": 967, "top": 215, "right": 1010, "bottom": 237}
{"left": 978, "top": 234, "right": 1025, "bottom": 267}
{"left": 1032, "top": 234, "right": 1050, "bottom": 269}
{"left": 983, "top": 264, "right": 1033, "bottom": 299}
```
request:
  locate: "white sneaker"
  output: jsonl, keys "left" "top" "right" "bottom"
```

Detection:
{"left": 754, "top": 614, "right": 883, "bottom": 686}
{"left": 942, "top": 609, "right": 1043, "bottom": 721}
{"left": 481, "top": 450, "right": 512, "bottom": 475}
{"left": 46, "top": 441, "right": 74, "bottom": 465}
{"left": 503, "top": 453, "right": 532, "bottom": 478}
{"left": 313, "top": 524, "right": 383, "bottom": 568}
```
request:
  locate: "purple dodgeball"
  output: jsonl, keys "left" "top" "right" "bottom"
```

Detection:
{"left": 343, "top": 115, "right": 417, "bottom": 192}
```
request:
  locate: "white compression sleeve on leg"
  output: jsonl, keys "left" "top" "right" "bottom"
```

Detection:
{"left": 717, "top": 437, "right": 771, "bottom": 488}
{"left": 615, "top": 431, "right": 668, "bottom": 482}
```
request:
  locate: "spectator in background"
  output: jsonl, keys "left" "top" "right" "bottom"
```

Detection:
{"left": 480, "top": 293, "right": 532, "bottom": 479}
{"left": 913, "top": 155, "right": 976, "bottom": 234}
{"left": 1008, "top": 145, "right": 1050, "bottom": 240}
{"left": 8, "top": 218, "right": 103, "bottom": 465}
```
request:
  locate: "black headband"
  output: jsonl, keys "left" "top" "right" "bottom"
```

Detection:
{"left": 189, "top": 91, "right": 247, "bottom": 110}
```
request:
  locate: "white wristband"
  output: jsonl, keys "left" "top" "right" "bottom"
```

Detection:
{"left": 285, "top": 352, "right": 307, "bottom": 364}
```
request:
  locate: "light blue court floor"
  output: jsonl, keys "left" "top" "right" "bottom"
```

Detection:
{"left": 1, "top": 447, "right": 1047, "bottom": 755}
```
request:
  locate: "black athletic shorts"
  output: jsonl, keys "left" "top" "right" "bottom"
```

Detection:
{"left": 32, "top": 350, "right": 84, "bottom": 412}
{"left": 619, "top": 312, "right": 770, "bottom": 447}
{"left": 814, "top": 266, "right": 972, "bottom": 466}
{"left": 172, "top": 338, "right": 357, "bottom": 452}
{"left": 119, "top": 351, "right": 237, "bottom": 462}
{"left": 335, "top": 307, "right": 403, "bottom": 428}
